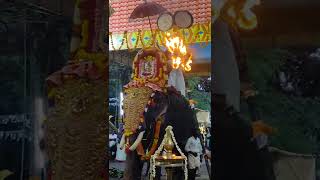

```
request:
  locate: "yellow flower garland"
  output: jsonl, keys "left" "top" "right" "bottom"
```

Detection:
{"left": 74, "top": 49, "right": 107, "bottom": 70}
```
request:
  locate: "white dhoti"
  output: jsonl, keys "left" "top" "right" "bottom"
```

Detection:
{"left": 187, "top": 153, "right": 201, "bottom": 169}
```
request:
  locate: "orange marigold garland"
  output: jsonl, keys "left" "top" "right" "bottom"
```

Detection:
{"left": 252, "top": 120, "right": 277, "bottom": 138}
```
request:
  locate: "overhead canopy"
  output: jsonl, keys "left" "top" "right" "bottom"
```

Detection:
{"left": 109, "top": 0, "right": 211, "bottom": 50}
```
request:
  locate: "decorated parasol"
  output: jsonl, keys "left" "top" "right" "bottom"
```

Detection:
{"left": 129, "top": 0, "right": 167, "bottom": 41}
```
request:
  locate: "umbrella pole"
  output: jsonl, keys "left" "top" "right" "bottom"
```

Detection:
{"left": 147, "top": 16, "right": 154, "bottom": 46}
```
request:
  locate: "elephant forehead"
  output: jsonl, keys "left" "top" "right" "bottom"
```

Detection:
{"left": 123, "top": 86, "right": 153, "bottom": 131}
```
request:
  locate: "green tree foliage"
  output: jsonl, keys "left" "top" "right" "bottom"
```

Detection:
{"left": 245, "top": 48, "right": 320, "bottom": 154}
{"left": 186, "top": 76, "right": 211, "bottom": 112}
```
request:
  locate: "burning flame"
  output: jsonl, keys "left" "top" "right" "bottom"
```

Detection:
{"left": 165, "top": 33, "right": 192, "bottom": 71}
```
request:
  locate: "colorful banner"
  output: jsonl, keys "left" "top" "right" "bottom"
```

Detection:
{"left": 109, "top": 22, "right": 211, "bottom": 51}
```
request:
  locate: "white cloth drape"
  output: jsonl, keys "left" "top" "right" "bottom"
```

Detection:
{"left": 270, "top": 147, "right": 316, "bottom": 180}
{"left": 168, "top": 69, "right": 186, "bottom": 96}
{"left": 212, "top": 19, "right": 240, "bottom": 112}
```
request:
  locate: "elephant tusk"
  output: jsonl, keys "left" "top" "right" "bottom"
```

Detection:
{"left": 119, "top": 134, "right": 125, "bottom": 149}
{"left": 129, "top": 131, "right": 145, "bottom": 151}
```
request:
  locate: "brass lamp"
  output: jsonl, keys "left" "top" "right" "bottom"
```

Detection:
{"left": 163, "top": 128, "right": 175, "bottom": 159}
{"left": 150, "top": 126, "right": 188, "bottom": 180}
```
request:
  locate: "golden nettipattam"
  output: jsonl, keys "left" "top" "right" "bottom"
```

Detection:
{"left": 44, "top": 0, "right": 108, "bottom": 179}
{"left": 45, "top": 75, "right": 107, "bottom": 180}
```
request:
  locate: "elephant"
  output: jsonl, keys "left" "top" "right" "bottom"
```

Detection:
{"left": 212, "top": 13, "right": 276, "bottom": 180}
{"left": 213, "top": 94, "right": 268, "bottom": 180}
{"left": 120, "top": 86, "right": 202, "bottom": 180}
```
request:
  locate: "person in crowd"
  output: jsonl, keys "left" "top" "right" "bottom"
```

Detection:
{"left": 185, "top": 128, "right": 203, "bottom": 180}
{"left": 205, "top": 127, "right": 212, "bottom": 159}
{"left": 109, "top": 130, "right": 118, "bottom": 160}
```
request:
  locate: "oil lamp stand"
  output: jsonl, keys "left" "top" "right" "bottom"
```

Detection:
{"left": 150, "top": 126, "right": 188, "bottom": 180}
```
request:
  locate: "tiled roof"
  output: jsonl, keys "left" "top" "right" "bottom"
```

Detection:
{"left": 109, "top": 0, "right": 211, "bottom": 33}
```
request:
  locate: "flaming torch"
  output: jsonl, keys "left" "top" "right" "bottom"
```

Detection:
{"left": 165, "top": 32, "right": 193, "bottom": 72}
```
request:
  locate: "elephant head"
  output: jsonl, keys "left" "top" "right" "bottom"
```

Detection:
{"left": 120, "top": 86, "right": 153, "bottom": 152}
{"left": 120, "top": 85, "right": 200, "bottom": 159}
{"left": 143, "top": 87, "right": 200, "bottom": 154}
